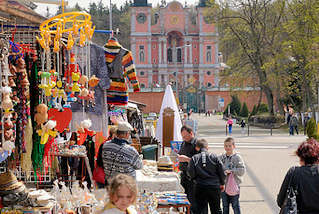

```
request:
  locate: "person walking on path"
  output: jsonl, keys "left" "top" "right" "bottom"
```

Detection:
{"left": 289, "top": 113, "right": 299, "bottom": 135}
{"left": 240, "top": 120, "right": 246, "bottom": 135}
{"left": 303, "top": 112, "right": 311, "bottom": 135}
{"left": 178, "top": 125, "right": 207, "bottom": 214}
{"left": 219, "top": 137, "right": 246, "bottom": 214}
{"left": 188, "top": 139, "right": 225, "bottom": 214}
{"left": 277, "top": 138, "right": 319, "bottom": 214}
{"left": 101, "top": 122, "right": 143, "bottom": 182}
{"left": 227, "top": 116, "right": 234, "bottom": 135}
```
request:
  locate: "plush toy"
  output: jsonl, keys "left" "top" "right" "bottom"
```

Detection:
{"left": 34, "top": 104, "right": 48, "bottom": 126}
{"left": 77, "top": 119, "right": 95, "bottom": 145}
{"left": 79, "top": 75, "right": 88, "bottom": 87}
{"left": 1, "top": 86, "right": 13, "bottom": 113}
{"left": 37, "top": 120, "right": 57, "bottom": 144}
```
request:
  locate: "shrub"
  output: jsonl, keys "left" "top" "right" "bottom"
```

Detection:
{"left": 258, "top": 103, "right": 269, "bottom": 113}
{"left": 250, "top": 105, "right": 257, "bottom": 117}
{"left": 306, "top": 118, "right": 319, "bottom": 140}
{"left": 240, "top": 102, "right": 249, "bottom": 117}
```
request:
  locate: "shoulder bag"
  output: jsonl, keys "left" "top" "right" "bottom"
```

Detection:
{"left": 279, "top": 167, "right": 298, "bottom": 214}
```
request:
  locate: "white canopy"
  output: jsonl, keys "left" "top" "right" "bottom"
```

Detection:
{"left": 155, "top": 85, "right": 183, "bottom": 147}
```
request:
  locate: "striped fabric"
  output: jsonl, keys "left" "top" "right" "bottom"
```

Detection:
{"left": 104, "top": 38, "right": 140, "bottom": 105}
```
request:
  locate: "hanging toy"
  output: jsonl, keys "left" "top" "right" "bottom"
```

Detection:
{"left": 77, "top": 119, "right": 95, "bottom": 145}
{"left": 38, "top": 71, "right": 51, "bottom": 89}
{"left": 37, "top": 120, "right": 57, "bottom": 145}
{"left": 34, "top": 104, "right": 48, "bottom": 126}
{"left": 67, "top": 32, "right": 74, "bottom": 50}
{"left": 1, "top": 86, "right": 13, "bottom": 116}
{"left": 53, "top": 37, "right": 60, "bottom": 53}
{"left": 88, "top": 75, "right": 100, "bottom": 88}
{"left": 2, "top": 141, "right": 15, "bottom": 152}
{"left": 71, "top": 72, "right": 80, "bottom": 92}
{"left": 79, "top": 28, "right": 86, "bottom": 47}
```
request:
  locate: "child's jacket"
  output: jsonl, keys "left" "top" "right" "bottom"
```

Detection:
{"left": 219, "top": 153, "right": 246, "bottom": 186}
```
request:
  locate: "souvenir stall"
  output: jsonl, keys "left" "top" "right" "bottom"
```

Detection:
{"left": 0, "top": 6, "right": 189, "bottom": 214}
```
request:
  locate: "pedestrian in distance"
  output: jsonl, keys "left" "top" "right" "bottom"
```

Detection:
{"left": 303, "top": 112, "right": 311, "bottom": 135}
{"left": 277, "top": 138, "right": 319, "bottom": 214}
{"left": 219, "top": 137, "right": 246, "bottom": 214}
{"left": 178, "top": 125, "right": 207, "bottom": 214}
{"left": 240, "top": 120, "right": 246, "bottom": 135}
{"left": 289, "top": 113, "right": 299, "bottom": 135}
{"left": 227, "top": 116, "right": 233, "bottom": 135}
{"left": 98, "top": 173, "right": 138, "bottom": 214}
{"left": 188, "top": 139, "right": 225, "bottom": 214}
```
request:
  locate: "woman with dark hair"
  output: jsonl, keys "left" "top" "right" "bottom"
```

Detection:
{"left": 277, "top": 138, "right": 319, "bottom": 213}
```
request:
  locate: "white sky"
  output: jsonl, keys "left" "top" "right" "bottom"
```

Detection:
{"left": 35, "top": 0, "right": 199, "bottom": 16}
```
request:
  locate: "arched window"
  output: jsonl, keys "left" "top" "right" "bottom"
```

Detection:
{"left": 206, "top": 51, "right": 212, "bottom": 62}
{"left": 177, "top": 48, "right": 182, "bottom": 62}
{"left": 139, "top": 45, "right": 145, "bottom": 62}
{"left": 207, "top": 82, "right": 212, "bottom": 87}
{"left": 139, "top": 51, "right": 145, "bottom": 62}
{"left": 140, "top": 71, "right": 145, "bottom": 76}
{"left": 140, "top": 83, "right": 145, "bottom": 88}
{"left": 167, "top": 48, "right": 172, "bottom": 62}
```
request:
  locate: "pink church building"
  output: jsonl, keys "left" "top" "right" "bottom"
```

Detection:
{"left": 129, "top": 0, "right": 263, "bottom": 113}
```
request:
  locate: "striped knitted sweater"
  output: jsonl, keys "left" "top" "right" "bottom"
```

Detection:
{"left": 104, "top": 38, "right": 140, "bottom": 105}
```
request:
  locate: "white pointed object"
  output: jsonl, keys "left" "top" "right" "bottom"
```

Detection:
{"left": 155, "top": 85, "right": 183, "bottom": 150}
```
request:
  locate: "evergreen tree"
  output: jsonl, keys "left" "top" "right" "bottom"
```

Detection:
{"left": 240, "top": 102, "right": 249, "bottom": 117}
{"left": 306, "top": 118, "right": 319, "bottom": 140}
{"left": 230, "top": 95, "right": 241, "bottom": 115}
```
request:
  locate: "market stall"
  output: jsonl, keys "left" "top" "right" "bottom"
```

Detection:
{"left": 0, "top": 3, "right": 189, "bottom": 213}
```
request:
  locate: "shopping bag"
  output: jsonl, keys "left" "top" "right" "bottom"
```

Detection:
{"left": 225, "top": 173, "right": 240, "bottom": 196}
{"left": 93, "top": 167, "right": 106, "bottom": 184}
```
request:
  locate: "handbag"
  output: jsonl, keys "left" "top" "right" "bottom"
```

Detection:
{"left": 93, "top": 167, "right": 106, "bottom": 184}
{"left": 279, "top": 168, "right": 298, "bottom": 214}
{"left": 225, "top": 172, "right": 240, "bottom": 196}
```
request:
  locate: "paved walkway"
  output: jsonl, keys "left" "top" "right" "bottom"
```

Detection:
{"left": 191, "top": 114, "right": 306, "bottom": 214}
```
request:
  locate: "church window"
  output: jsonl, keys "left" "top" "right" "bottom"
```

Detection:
{"left": 139, "top": 45, "right": 145, "bottom": 62}
{"left": 140, "top": 83, "right": 146, "bottom": 88}
{"left": 177, "top": 48, "right": 182, "bottom": 62}
{"left": 207, "top": 71, "right": 211, "bottom": 76}
{"left": 167, "top": 48, "right": 172, "bottom": 62}
{"left": 207, "top": 46, "right": 212, "bottom": 62}
{"left": 207, "top": 82, "right": 212, "bottom": 87}
{"left": 140, "top": 71, "right": 145, "bottom": 76}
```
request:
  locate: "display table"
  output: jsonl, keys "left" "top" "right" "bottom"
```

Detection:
{"left": 136, "top": 170, "right": 183, "bottom": 193}
{"left": 157, "top": 204, "right": 190, "bottom": 214}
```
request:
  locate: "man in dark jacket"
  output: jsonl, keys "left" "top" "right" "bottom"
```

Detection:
{"left": 188, "top": 139, "right": 226, "bottom": 214}
{"left": 178, "top": 125, "right": 205, "bottom": 214}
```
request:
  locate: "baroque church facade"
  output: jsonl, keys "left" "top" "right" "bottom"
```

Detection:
{"left": 129, "top": 0, "right": 264, "bottom": 113}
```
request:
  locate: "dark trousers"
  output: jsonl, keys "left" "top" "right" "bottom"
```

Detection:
{"left": 221, "top": 192, "right": 241, "bottom": 214}
{"left": 181, "top": 173, "right": 208, "bottom": 214}
{"left": 195, "top": 185, "right": 222, "bottom": 214}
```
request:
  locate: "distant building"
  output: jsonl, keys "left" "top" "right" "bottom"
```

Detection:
{"left": 129, "top": 0, "right": 265, "bottom": 113}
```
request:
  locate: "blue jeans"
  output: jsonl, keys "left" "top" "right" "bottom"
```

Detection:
{"left": 221, "top": 192, "right": 241, "bottom": 214}
{"left": 228, "top": 125, "right": 232, "bottom": 134}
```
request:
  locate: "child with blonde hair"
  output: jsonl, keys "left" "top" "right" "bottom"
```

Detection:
{"left": 99, "top": 174, "right": 138, "bottom": 214}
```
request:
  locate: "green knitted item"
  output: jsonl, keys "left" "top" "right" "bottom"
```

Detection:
{"left": 31, "top": 132, "right": 44, "bottom": 179}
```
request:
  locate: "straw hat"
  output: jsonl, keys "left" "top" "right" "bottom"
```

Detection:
{"left": 0, "top": 171, "right": 24, "bottom": 193}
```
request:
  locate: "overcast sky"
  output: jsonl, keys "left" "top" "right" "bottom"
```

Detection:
{"left": 35, "top": 0, "right": 199, "bottom": 16}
